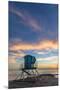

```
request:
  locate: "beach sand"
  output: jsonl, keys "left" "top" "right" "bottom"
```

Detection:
{"left": 9, "top": 75, "right": 58, "bottom": 89}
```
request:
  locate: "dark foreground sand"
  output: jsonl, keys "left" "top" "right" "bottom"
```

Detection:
{"left": 9, "top": 75, "right": 58, "bottom": 89}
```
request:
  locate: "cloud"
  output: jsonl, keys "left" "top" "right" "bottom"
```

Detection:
{"left": 9, "top": 49, "right": 25, "bottom": 65}
{"left": 9, "top": 7, "right": 41, "bottom": 31}
{"left": 37, "top": 56, "right": 58, "bottom": 62}
{"left": 8, "top": 51, "right": 25, "bottom": 70}
{"left": 38, "top": 64, "right": 58, "bottom": 69}
{"left": 8, "top": 55, "right": 20, "bottom": 70}
{"left": 9, "top": 50, "right": 25, "bottom": 59}
{"left": 34, "top": 48, "right": 58, "bottom": 56}
{"left": 9, "top": 40, "right": 58, "bottom": 69}
{"left": 9, "top": 39, "right": 58, "bottom": 51}
{"left": 8, "top": 56, "right": 16, "bottom": 64}
{"left": 34, "top": 51, "right": 47, "bottom": 55}
{"left": 37, "top": 55, "right": 58, "bottom": 69}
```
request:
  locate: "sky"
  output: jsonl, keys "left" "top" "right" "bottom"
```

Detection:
{"left": 9, "top": 1, "right": 58, "bottom": 69}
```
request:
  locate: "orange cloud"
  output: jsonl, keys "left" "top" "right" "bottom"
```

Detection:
{"left": 38, "top": 63, "right": 58, "bottom": 69}
{"left": 9, "top": 39, "right": 58, "bottom": 51}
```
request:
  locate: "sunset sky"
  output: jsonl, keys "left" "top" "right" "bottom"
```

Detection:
{"left": 9, "top": 1, "right": 58, "bottom": 69}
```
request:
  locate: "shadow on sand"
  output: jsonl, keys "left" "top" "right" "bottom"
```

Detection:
{"left": 9, "top": 74, "right": 58, "bottom": 89}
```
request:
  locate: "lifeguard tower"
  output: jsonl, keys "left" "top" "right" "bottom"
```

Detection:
{"left": 16, "top": 55, "right": 39, "bottom": 80}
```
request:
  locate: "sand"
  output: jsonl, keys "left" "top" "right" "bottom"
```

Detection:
{"left": 9, "top": 74, "right": 58, "bottom": 89}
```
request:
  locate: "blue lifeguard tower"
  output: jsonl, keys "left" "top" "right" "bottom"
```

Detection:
{"left": 16, "top": 55, "right": 38, "bottom": 80}
{"left": 24, "top": 55, "right": 36, "bottom": 69}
